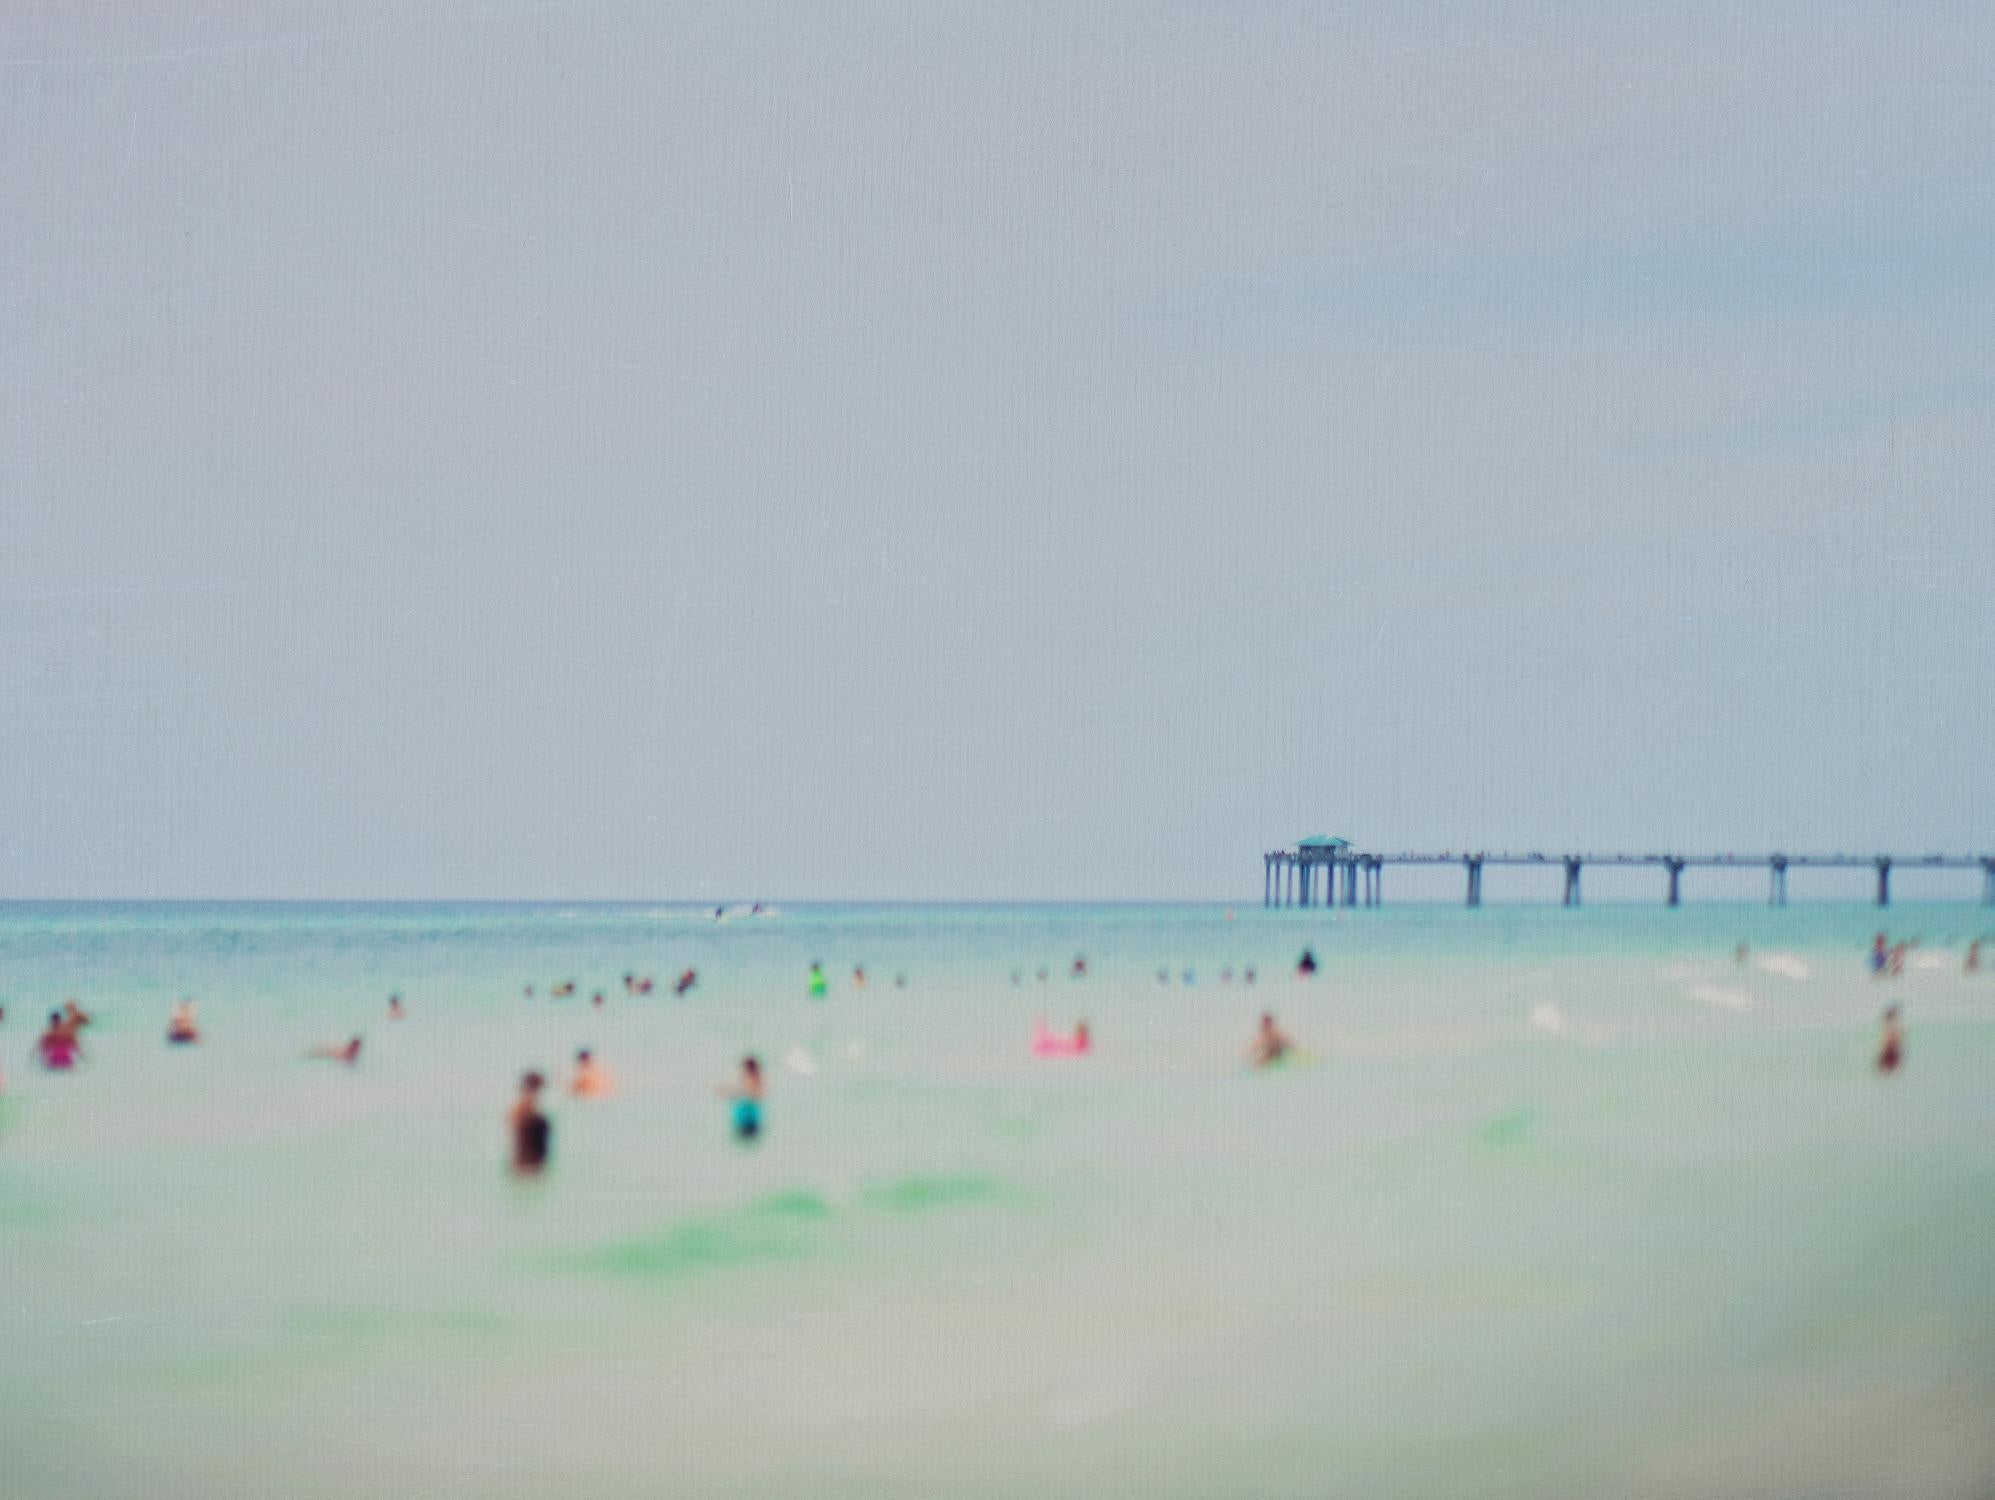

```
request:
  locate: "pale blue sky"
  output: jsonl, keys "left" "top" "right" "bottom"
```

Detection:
{"left": 3, "top": 1, "right": 1991, "bottom": 899}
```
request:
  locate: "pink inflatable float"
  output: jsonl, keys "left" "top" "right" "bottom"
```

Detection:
{"left": 1031, "top": 1020, "right": 1092, "bottom": 1057}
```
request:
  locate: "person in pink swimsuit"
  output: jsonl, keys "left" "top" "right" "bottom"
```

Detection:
{"left": 38, "top": 1011, "right": 81, "bottom": 1071}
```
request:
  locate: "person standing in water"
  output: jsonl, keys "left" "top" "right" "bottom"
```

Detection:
{"left": 307, "top": 1036, "right": 363, "bottom": 1064}
{"left": 57, "top": 1000, "right": 93, "bottom": 1045}
{"left": 1871, "top": 933, "right": 1889, "bottom": 976}
{"left": 387, "top": 993, "right": 406, "bottom": 1021}
{"left": 1245, "top": 1012, "right": 1296, "bottom": 1068}
{"left": 38, "top": 1011, "right": 82, "bottom": 1071}
{"left": 1296, "top": 949, "right": 1318, "bottom": 978}
{"left": 510, "top": 1071, "right": 551, "bottom": 1174}
{"left": 807, "top": 963, "right": 828, "bottom": 1000}
{"left": 569, "top": 1048, "right": 615, "bottom": 1098}
{"left": 1968, "top": 940, "right": 1982, "bottom": 976}
{"left": 1877, "top": 1006, "right": 1905, "bottom": 1073}
{"left": 722, "top": 1056, "right": 765, "bottom": 1140}
{"left": 167, "top": 999, "right": 200, "bottom": 1045}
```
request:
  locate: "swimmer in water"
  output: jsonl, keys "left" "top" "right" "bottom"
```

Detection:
{"left": 852, "top": 966, "right": 867, "bottom": 990}
{"left": 510, "top": 1071, "right": 551, "bottom": 1175}
{"left": 807, "top": 963, "right": 828, "bottom": 1000}
{"left": 308, "top": 1036, "right": 363, "bottom": 1065}
{"left": 1245, "top": 1012, "right": 1296, "bottom": 1068}
{"left": 569, "top": 1048, "right": 614, "bottom": 1098}
{"left": 1734, "top": 942, "right": 1749, "bottom": 966}
{"left": 721, "top": 1055, "right": 764, "bottom": 1140}
{"left": 167, "top": 998, "right": 200, "bottom": 1045}
{"left": 1969, "top": 940, "right": 1982, "bottom": 976}
{"left": 675, "top": 969, "right": 698, "bottom": 996}
{"left": 1877, "top": 1006, "right": 1904, "bottom": 1073}
{"left": 1244, "top": 966, "right": 1257, "bottom": 985}
{"left": 388, "top": 993, "right": 405, "bottom": 1021}
{"left": 1296, "top": 949, "right": 1318, "bottom": 978}
{"left": 1871, "top": 933, "right": 1889, "bottom": 975}
{"left": 1072, "top": 956, "right": 1087, "bottom": 978}
{"left": 38, "top": 1011, "right": 81, "bottom": 1071}
{"left": 591, "top": 991, "right": 604, "bottom": 1009}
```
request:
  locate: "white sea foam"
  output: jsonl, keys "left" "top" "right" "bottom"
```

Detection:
{"left": 1529, "top": 1001, "right": 1571, "bottom": 1036}
{"left": 1691, "top": 982, "right": 1751, "bottom": 1011}
{"left": 1755, "top": 953, "right": 1810, "bottom": 981}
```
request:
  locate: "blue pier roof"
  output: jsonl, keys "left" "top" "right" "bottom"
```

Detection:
{"left": 1297, "top": 835, "right": 1350, "bottom": 849}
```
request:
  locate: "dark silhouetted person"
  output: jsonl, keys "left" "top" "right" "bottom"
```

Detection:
{"left": 511, "top": 1072, "right": 551, "bottom": 1174}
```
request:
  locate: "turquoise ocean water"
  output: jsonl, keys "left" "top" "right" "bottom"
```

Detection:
{"left": 2, "top": 900, "right": 1993, "bottom": 1498}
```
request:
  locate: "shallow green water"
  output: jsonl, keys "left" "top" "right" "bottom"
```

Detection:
{"left": 2, "top": 901, "right": 1992, "bottom": 1498}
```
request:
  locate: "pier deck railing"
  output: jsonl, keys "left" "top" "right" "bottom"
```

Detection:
{"left": 1260, "top": 850, "right": 1995, "bottom": 909}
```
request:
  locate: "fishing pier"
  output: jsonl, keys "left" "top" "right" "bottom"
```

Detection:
{"left": 1262, "top": 838, "right": 1995, "bottom": 908}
